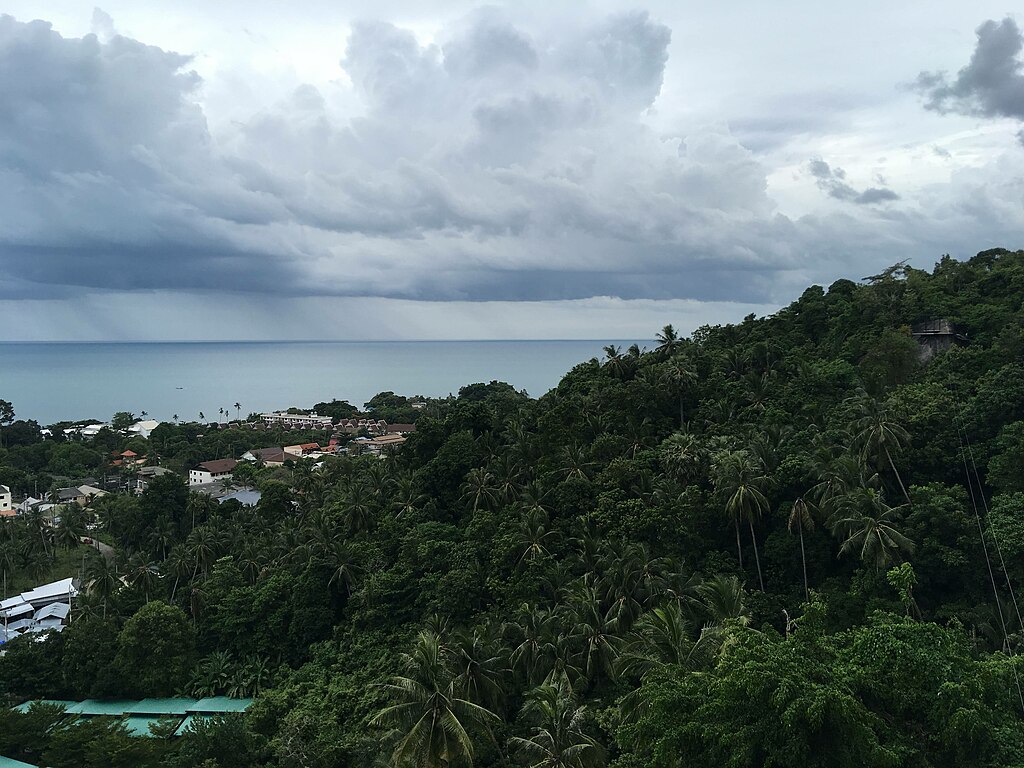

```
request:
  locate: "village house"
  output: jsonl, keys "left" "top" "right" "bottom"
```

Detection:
{"left": 0, "top": 484, "right": 12, "bottom": 517}
{"left": 189, "top": 459, "right": 238, "bottom": 487}
{"left": 283, "top": 442, "right": 320, "bottom": 457}
{"left": 385, "top": 423, "right": 417, "bottom": 435}
{"left": 55, "top": 487, "right": 87, "bottom": 506}
{"left": 350, "top": 433, "right": 407, "bottom": 456}
{"left": 241, "top": 447, "right": 284, "bottom": 463}
{"left": 337, "top": 418, "right": 389, "bottom": 435}
{"left": 128, "top": 419, "right": 160, "bottom": 439}
{"left": 134, "top": 465, "right": 172, "bottom": 493}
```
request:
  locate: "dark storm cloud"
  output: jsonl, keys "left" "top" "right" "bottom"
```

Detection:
{"left": 915, "top": 17, "right": 1024, "bottom": 141}
{"left": 1, "top": 9, "right": 1008, "bottom": 310}
{"left": 807, "top": 159, "right": 900, "bottom": 205}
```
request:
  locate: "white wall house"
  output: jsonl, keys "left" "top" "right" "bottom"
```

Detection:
{"left": 128, "top": 419, "right": 161, "bottom": 439}
{"left": 189, "top": 459, "right": 238, "bottom": 486}
{"left": 0, "top": 484, "right": 12, "bottom": 516}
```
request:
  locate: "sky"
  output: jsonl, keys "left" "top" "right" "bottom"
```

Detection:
{"left": 1, "top": 1, "right": 1023, "bottom": 340}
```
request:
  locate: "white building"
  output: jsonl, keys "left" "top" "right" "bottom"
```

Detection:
{"left": 189, "top": 459, "right": 238, "bottom": 486}
{"left": 0, "top": 578, "right": 77, "bottom": 644}
{"left": 128, "top": 419, "right": 161, "bottom": 439}
{"left": 0, "top": 484, "right": 12, "bottom": 516}
{"left": 260, "top": 412, "right": 334, "bottom": 429}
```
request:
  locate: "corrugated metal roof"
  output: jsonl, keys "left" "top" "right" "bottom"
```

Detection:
{"left": 189, "top": 696, "right": 253, "bottom": 713}
{"left": 66, "top": 699, "right": 137, "bottom": 716}
{"left": 121, "top": 715, "right": 180, "bottom": 738}
{"left": 0, "top": 755, "right": 41, "bottom": 767}
{"left": 12, "top": 699, "right": 76, "bottom": 713}
{"left": 126, "top": 698, "right": 198, "bottom": 716}
{"left": 173, "top": 713, "right": 201, "bottom": 737}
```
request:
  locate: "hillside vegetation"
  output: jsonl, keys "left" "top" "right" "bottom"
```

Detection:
{"left": 3, "top": 249, "right": 1024, "bottom": 767}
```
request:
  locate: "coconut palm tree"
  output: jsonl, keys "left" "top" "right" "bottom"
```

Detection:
{"left": 126, "top": 554, "right": 161, "bottom": 603}
{"left": 449, "top": 627, "right": 508, "bottom": 714}
{"left": 54, "top": 508, "right": 86, "bottom": 551}
{"left": 849, "top": 395, "right": 912, "bottom": 504}
{"left": 602, "top": 345, "right": 631, "bottom": 379}
{"left": 829, "top": 487, "right": 915, "bottom": 572}
{"left": 566, "top": 587, "right": 622, "bottom": 684}
{"left": 697, "top": 574, "right": 752, "bottom": 626}
{"left": 559, "top": 444, "right": 594, "bottom": 481}
{"left": 659, "top": 432, "right": 705, "bottom": 484}
{"left": 510, "top": 671, "right": 606, "bottom": 768}
{"left": 391, "top": 476, "right": 427, "bottom": 519}
{"left": 662, "top": 355, "right": 698, "bottom": 429}
{"left": 788, "top": 497, "right": 816, "bottom": 601}
{"left": 372, "top": 630, "right": 500, "bottom": 768}
{"left": 461, "top": 468, "right": 499, "bottom": 514}
{"left": 85, "top": 553, "right": 121, "bottom": 618}
{"left": 655, "top": 324, "right": 680, "bottom": 358}
{"left": 713, "top": 451, "right": 770, "bottom": 590}
{"left": 327, "top": 539, "right": 362, "bottom": 597}
{"left": 616, "top": 601, "right": 697, "bottom": 679}
{"left": 0, "top": 540, "right": 17, "bottom": 599}
{"left": 506, "top": 605, "right": 562, "bottom": 687}
{"left": 516, "top": 510, "right": 560, "bottom": 566}
{"left": 172, "top": 413, "right": 179, "bottom": 424}
{"left": 234, "top": 402, "right": 242, "bottom": 420}
{"left": 185, "top": 527, "right": 220, "bottom": 579}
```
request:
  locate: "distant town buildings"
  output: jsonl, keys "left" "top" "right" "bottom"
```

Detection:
{"left": 260, "top": 411, "right": 334, "bottom": 429}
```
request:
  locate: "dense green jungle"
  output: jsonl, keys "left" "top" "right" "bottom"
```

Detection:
{"left": 3, "top": 248, "right": 1024, "bottom": 767}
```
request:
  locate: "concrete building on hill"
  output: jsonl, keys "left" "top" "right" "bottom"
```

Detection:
{"left": 189, "top": 459, "right": 238, "bottom": 486}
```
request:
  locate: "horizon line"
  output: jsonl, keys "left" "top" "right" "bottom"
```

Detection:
{"left": 0, "top": 338, "right": 650, "bottom": 344}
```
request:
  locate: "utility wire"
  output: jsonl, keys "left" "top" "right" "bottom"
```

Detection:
{"left": 951, "top": 393, "right": 1024, "bottom": 713}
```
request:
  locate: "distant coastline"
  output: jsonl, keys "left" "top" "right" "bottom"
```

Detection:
{"left": 0, "top": 339, "right": 646, "bottom": 425}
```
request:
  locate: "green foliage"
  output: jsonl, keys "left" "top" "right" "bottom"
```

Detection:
{"left": 3, "top": 251, "right": 1024, "bottom": 765}
{"left": 113, "top": 601, "right": 196, "bottom": 696}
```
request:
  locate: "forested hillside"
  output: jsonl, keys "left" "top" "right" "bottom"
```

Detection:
{"left": 3, "top": 249, "right": 1024, "bottom": 767}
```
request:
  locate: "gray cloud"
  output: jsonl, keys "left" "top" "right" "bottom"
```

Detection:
{"left": 915, "top": 17, "right": 1024, "bottom": 141}
{"left": 807, "top": 159, "right": 900, "bottom": 205}
{"left": 0, "top": 9, "right": 1018, "bottom": 317}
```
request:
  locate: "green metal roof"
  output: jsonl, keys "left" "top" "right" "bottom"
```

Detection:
{"left": 0, "top": 756, "right": 40, "bottom": 768}
{"left": 12, "top": 700, "right": 75, "bottom": 713}
{"left": 188, "top": 697, "right": 253, "bottom": 713}
{"left": 172, "top": 713, "right": 201, "bottom": 737}
{"left": 66, "top": 699, "right": 137, "bottom": 716}
{"left": 126, "top": 698, "right": 198, "bottom": 716}
{"left": 121, "top": 715, "right": 181, "bottom": 738}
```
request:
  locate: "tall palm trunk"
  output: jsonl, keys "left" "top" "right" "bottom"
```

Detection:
{"left": 885, "top": 447, "right": 912, "bottom": 505}
{"left": 797, "top": 522, "right": 809, "bottom": 601}
{"left": 679, "top": 393, "right": 685, "bottom": 430}
{"left": 734, "top": 518, "right": 744, "bottom": 569}
{"left": 748, "top": 517, "right": 765, "bottom": 591}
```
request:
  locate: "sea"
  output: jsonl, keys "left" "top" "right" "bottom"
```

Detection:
{"left": 0, "top": 340, "right": 640, "bottom": 425}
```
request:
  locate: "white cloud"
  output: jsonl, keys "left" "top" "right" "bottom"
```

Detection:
{"left": 0, "top": 5, "right": 1021, "bottom": 339}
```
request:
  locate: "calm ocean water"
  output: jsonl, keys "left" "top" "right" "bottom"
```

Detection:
{"left": 0, "top": 340, "right": 639, "bottom": 425}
